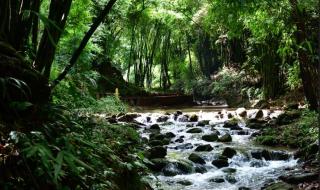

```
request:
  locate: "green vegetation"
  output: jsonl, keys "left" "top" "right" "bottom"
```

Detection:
{"left": 256, "top": 110, "right": 318, "bottom": 158}
{"left": 0, "top": 0, "right": 319, "bottom": 189}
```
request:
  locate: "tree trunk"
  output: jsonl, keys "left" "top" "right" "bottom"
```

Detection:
{"left": 51, "top": 0, "right": 118, "bottom": 88}
{"left": 290, "top": 0, "right": 320, "bottom": 110}
{"left": 34, "top": 0, "right": 72, "bottom": 79}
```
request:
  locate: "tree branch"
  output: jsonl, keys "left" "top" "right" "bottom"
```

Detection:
{"left": 51, "top": 0, "right": 117, "bottom": 89}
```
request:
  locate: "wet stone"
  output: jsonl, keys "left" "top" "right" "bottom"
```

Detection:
{"left": 222, "top": 167, "right": 237, "bottom": 174}
{"left": 202, "top": 134, "right": 218, "bottom": 142}
{"left": 209, "top": 178, "right": 225, "bottom": 183}
{"left": 195, "top": 144, "right": 213, "bottom": 152}
{"left": 177, "top": 180, "right": 192, "bottom": 186}
{"left": 218, "top": 133, "right": 232, "bottom": 142}
{"left": 212, "top": 159, "right": 229, "bottom": 168}
{"left": 174, "top": 143, "right": 193, "bottom": 150}
{"left": 195, "top": 165, "right": 207, "bottom": 174}
{"left": 189, "top": 114, "right": 199, "bottom": 122}
{"left": 186, "top": 128, "right": 203, "bottom": 133}
{"left": 188, "top": 153, "right": 206, "bottom": 164}
{"left": 156, "top": 115, "right": 169, "bottom": 122}
{"left": 222, "top": 147, "right": 237, "bottom": 158}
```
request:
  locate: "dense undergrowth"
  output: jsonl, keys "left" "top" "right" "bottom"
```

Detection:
{"left": 255, "top": 110, "right": 319, "bottom": 160}
{"left": 0, "top": 95, "right": 149, "bottom": 190}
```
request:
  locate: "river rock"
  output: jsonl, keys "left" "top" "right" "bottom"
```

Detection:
{"left": 107, "top": 117, "right": 117, "bottom": 124}
{"left": 149, "top": 124, "right": 160, "bottom": 130}
{"left": 146, "top": 116, "right": 151, "bottom": 122}
{"left": 176, "top": 110, "right": 183, "bottom": 115}
{"left": 148, "top": 158, "right": 170, "bottom": 172}
{"left": 202, "top": 134, "right": 218, "bottom": 142}
{"left": 197, "top": 120, "right": 210, "bottom": 126}
{"left": 284, "top": 103, "right": 299, "bottom": 110}
{"left": 279, "top": 172, "right": 318, "bottom": 184}
{"left": 186, "top": 124, "right": 193, "bottom": 128}
{"left": 246, "top": 121, "right": 266, "bottom": 129}
{"left": 162, "top": 163, "right": 180, "bottom": 176}
{"left": 237, "top": 130, "right": 249, "bottom": 135}
{"left": 253, "top": 99, "right": 269, "bottom": 109}
{"left": 188, "top": 153, "right": 206, "bottom": 164}
{"left": 222, "top": 167, "right": 237, "bottom": 174}
{"left": 271, "top": 151, "right": 290, "bottom": 160}
{"left": 195, "top": 144, "right": 213, "bottom": 152}
{"left": 146, "top": 146, "right": 167, "bottom": 159}
{"left": 227, "top": 113, "right": 233, "bottom": 119}
{"left": 160, "top": 121, "right": 174, "bottom": 126}
{"left": 262, "top": 182, "right": 295, "bottom": 190}
{"left": 218, "top": 133, "right": 232, "bottom": 142}
{"left": 238, "top": 187, "right": 251, "bottom": 190}
{"left": 236, "top": 108, "right": 247, "bottom": 117}
{"left": 175, "top": 137, "right": 184, "bottom": 143}
{"left": 254, "top": 109, "right": 264, "bottom": 119}
{"left": 251, "top": 150, "right": 290, "bottom": 161}
{"left": 178, "top": 115, "right": 189, "bottom": 122}
{"left": 226, "top": 175, "right": 237, "bottom": 184}
{"left": 186, "top": 128, "right": 203, "bottom": 133}
{"left": 276, "top": 110, "right": 301, "bottom": 125}
{"left": 212, "top": 159, "right": 229, "bottom": 168}
{"left": 177, "top": 180, "right": 192, "bottom": 186}
{"left": 251, "top": 149, "right": 271, "bottom": 160}
{"left": 222, "top": 147, "right": 237, "bottom": 158}
{"left": 189, "top": 114, "right": 199, "bottom": 122}
{"left": 117, "top": 113, "right": 140, "bottom": 122}
{"left": 250, "top": 160, "right": 268, "bottom": 168}
{"left": 175, "top": 143, "right": 193, "bottom": 150}
{"left": 165, "top": 132, "right": 176, "bottom": 139}
{"left": 149, "top": 133, "right": 166, "bottom": 141}
{"left": 223, "top": 119, "right": 238, "bottom": 128}
{"left": 195, "top": 165, "right": 207, "bottom": 173}
{"left": 211, "top": 129, "right": 221, "bottom": 136}
{"left": 209, "top": 178, "right": 225, "bottom": 183}
{"left": 148, "top": 140, "right": 164, "bottom": 147}
{"left": 156, "top": 115, "right": 169, "bottom": 122}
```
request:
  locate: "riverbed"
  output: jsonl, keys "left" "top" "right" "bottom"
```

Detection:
{"left": 135, "top": 108, "right": 300, "bottom": 190}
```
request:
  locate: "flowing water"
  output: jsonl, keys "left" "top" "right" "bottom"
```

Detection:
{"left": 135, "top": 109, "right": 299, "bottom": 190}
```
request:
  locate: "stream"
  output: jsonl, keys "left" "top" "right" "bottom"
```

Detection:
{"left": 135, "top": 108, "right": 299, "bottom": 190}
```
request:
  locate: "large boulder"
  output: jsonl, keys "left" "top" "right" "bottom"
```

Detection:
{"left": 195, "top": 144, "right": 213, "bottom": 152}
{"left": 218, "top": 133, "right": 232, "bottom": 142}
{"left": 202, "top": 134, "right": 218, "bottom": 142}
{"left": 188, "top": 153, "right": 206, "bottom": 164}
{"left": 276, "top": 111, "right": 301, "bottom": 125}
{"left": 222, "top": 147, "right": 237, "bottom": 158}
